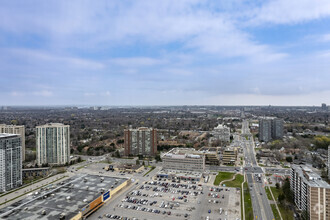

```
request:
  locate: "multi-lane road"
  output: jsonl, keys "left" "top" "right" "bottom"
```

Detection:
{"left": 242, "top": 120, "right": 275, "bottom": 220}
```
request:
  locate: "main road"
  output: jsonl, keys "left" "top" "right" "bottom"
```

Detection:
{"left": 241, "top": 120, "right": 275, "bottom": 220}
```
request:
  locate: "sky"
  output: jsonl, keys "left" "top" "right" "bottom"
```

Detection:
{"left": 1, "top": 0, "right": 330, "bottom": 106}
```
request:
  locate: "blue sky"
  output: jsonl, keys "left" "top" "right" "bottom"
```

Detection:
{"left": 1, "top": 0, "right": 330, "bottom": 106}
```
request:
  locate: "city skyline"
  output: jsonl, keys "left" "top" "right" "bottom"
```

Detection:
{"left": 1, "top": 1, "right": 330, "bottom": 106}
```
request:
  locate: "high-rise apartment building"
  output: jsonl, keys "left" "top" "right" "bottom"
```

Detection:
{"left": 124, "top": 127, "right": 157, "bottom": 156}
{"left": 259, "top": 119, "right": 272, "bottom": 142}
{"left": 328, "top": 146, "right": 330, "bottom": 179}
{"left": 36, "top": 123, "right": 70, "bottom": 165}
{"left": 258, "top": 118, "right": 284, "bottom": 142}
{"left": 272, "top": 118, "right": 284, "bottom": 139}
{"left": 321, "top": 103, "right": 327, "bottom": 111}
{"left": 290, "top": 164, "right": 330, "bottom": 220}
{"left": 0, "top": 124, "right": 25, "bottom": 161}
{"left": 0, "top": 134, "right": 22, "bottom": 192}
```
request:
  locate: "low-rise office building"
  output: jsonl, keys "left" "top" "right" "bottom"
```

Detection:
{"left": 222, "top": 147, "right": 238, "bottom": 165}
{"left": 290, "top": 164, "right": 330, "bottom": 220}
{"left": 199, "top": 147, "right": 220, "bottom": 165}
{"left": 211, "top": 124, "right": 230, "bottom": 142}
{"left": 22, "top": 167, "right": 51, "bottom": 179}
{"left": 161, "top": 148, "right": 205, "bottom": 172}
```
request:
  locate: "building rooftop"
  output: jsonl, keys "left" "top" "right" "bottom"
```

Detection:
{"left": 36, "top": 123, "right": 69, "bottom": 128}
{"left": 0, "top": 133, "right": 19, "bottom": 139}
{"left": 0, "top": 174, "right": 127, "bottom": 220}
{"left": 292, "top": 164, "right": 330, "bottom": 189}
{"left": 162, "top": 148, "right": 202, "bottom": 159}
{"left": 0, "top": 124, "right": 24, "bottom": 128}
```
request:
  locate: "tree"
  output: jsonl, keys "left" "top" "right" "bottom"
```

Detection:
{"left": 275, "top": 183, "right": 280, "bottom": 189}
{"left": 136, "top": 160, "right": 140, "bottom": 165}
{"left": 142, "top": 161, "right": 145, "bottom": 166}
{"left": 77, "top": 157, "right": 82, "bottom": 163}
{"left": 114, "top": 150, "right": 121, "bottom": 158}
{"left": 155, "top": 155, "right": 162, "bottom": 162}
{"left": 286, "top": 156, "right": 293, "bottom": 163}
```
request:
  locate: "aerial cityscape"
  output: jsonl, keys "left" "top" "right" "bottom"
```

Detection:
{"left": 1, "top": 1, "right": 330, "bottom": 220}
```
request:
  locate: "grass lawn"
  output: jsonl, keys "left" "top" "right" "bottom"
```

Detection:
{"left": 270, "top": 187, "right": 280, "bottom": 200}
{"left": 265, "top": 186, "right": 273, "bottom": 200}
{"left": 271, "top": 204, "right": 281, "bottom": 220}
{"left": 224, "top": 174, "right": 244, "bottom": 188}
{"left": 270, "top": 187, "right": 294, "bottom": 220}
{"left": 278, "top": 204, "right": 294, "bottom": 220}
{"left": 243, "top": 182, "right": 254, "bottom": 220}
{"left": 213, "top": 172, "right": 235, "bottom": 186}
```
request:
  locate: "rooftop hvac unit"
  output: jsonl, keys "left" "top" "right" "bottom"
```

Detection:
{"left": 83, "top": 199, "right": 88, "bottom": 203}
{"left": 41, "top": 210, "right": 46, "bottom": 215}
{"left": 59, "top": 213, "right": 66, "bottom": 220}
{"left": 66, "top": 196, "right": 71, "bottom": 200}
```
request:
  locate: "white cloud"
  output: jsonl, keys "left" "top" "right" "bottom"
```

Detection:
{"left": 251, "top": 0, "right": 330, "bottom": 25}
{"left": 109, "top": 57, "right": 165, "bottom": 66}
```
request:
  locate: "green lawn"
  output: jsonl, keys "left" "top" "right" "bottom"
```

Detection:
{"left": 224, "top": 174, "right": 244, "bottom": 188}
{"left": 265, "top": 186, "right": 273, "bottom": 200}
{"left": 271, "top": 204, "right": 281, "bottom": 220}
{"left": 213, "top": 172, "right": 235, "bottom": 185}
{"left": 243, "top": 182, "right": 254, "bottom": 220}
{"left": 278, "top": 204, "right": 294, "bottom": 220}
{"left": 270, "top": 187, "right": 294, "bottom": 220}
{"left": 270, "top": 187, "right": 280, "bottom": 200}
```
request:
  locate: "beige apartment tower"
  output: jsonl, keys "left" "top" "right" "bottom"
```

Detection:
{"left": 0, "top": 124, "right": 25, "bottom": 161}
{"left": 290, "top": 164, "right": 330, "bottom": 220}
{"left": 36, "top": 123, "right": 70, "bottom": 165}
{"left": 124, "top": 127, "right": 157, "bottom": 156}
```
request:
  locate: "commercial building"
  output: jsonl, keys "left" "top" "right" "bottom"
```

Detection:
{"left": 36, "top": 123, "right": 70, "bottom": 166}
{"left": 0, "top": 174, "right": 129, "bottom": 220}
{"left": 211, "top": 124, "right": 230, "bottom": 142}
{"left": 124, "top": 127, "right": 157, "bottom": 156}
{"left": 199, "top": 147, "right": 220, "bottom": 165}
{"left": 259, "top": 118, "right": 284, "bottom": 142}
{"left": 0, "top": 134, "right": 22, "bottom": 192}
{"left": 161, "top": 148, "right": 205, "bottom": 172}
{"left": 222, "top": 147, "right": 238, "bottom": 165}
{"left": 0, "top": 124, "right": 25, "bottom": 161}
{"left": 290, "top": 164, "right": 330, "bottom": 220}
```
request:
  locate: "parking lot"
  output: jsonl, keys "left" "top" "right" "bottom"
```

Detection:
{"left": 91, "top": 177, "right": 241, "bottom": 220}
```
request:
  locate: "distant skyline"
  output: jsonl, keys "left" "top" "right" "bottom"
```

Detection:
{"left": 1, "top": 1, "right": 330, "bottom": 106}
